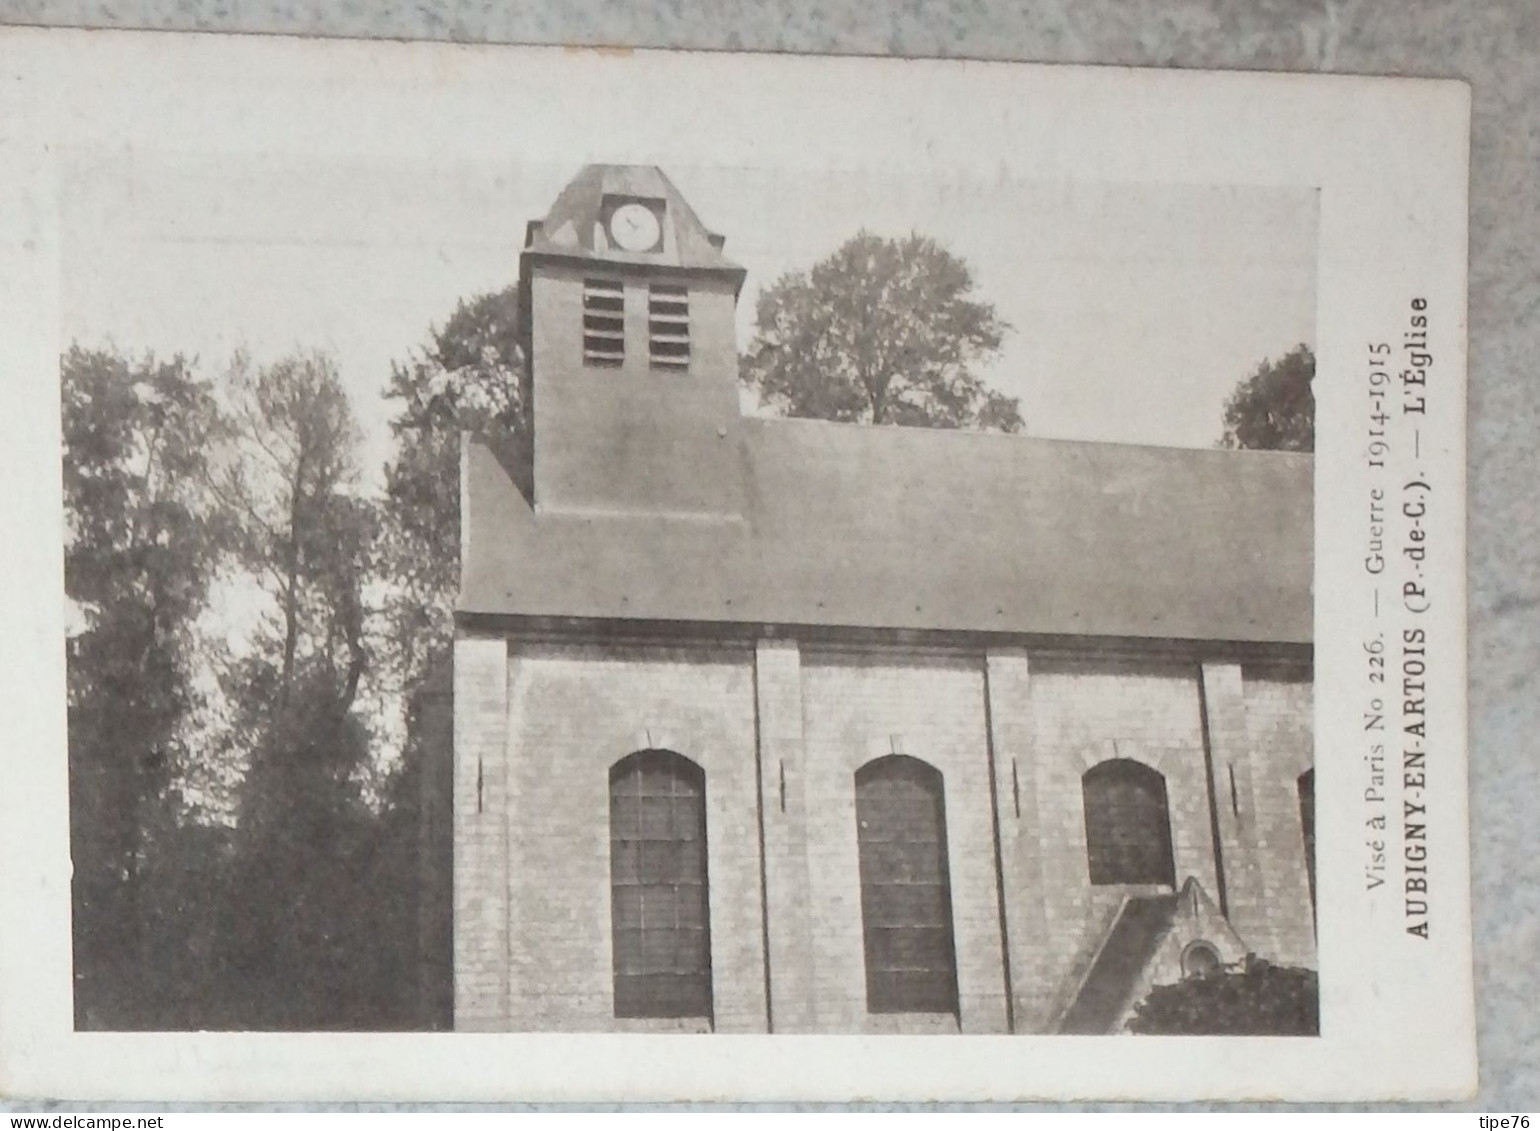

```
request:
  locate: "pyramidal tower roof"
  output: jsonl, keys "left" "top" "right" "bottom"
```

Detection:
{"left": 523, "top": 164, "right": 744, "bottom": 280}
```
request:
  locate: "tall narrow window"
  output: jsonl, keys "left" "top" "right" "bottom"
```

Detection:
{"left": 583, "top": 278, "right": 625, "bottom": 367}
{"left": 1298, "top": 768, "right": 1316, "bottom": 916}
{"left": 855, "top": 756, "right": 959, "bottom": 1014}
{"left": 1082, "top": 759, "right": 1176, "bottom": 887}
{"left": 609, "top": 749, "right": 712, "bottom": 1019}
{"left": 648, "top": 283, "right": 690, "bottom": 370}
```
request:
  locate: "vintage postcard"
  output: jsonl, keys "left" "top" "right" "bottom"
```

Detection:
{"left": 0, "top": 28, "right": 1472, "bottom": 1101}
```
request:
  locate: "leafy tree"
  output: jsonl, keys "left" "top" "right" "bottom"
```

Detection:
{"left": 1126, "top": 956, "right": 1319, "bottom": 1036}
{"left": 1220, "top": 343, "right": 1315, "bottom": 452}
{"left": 210, "top": 350, "right": 400, "bottom": 1027}
{"left": 378, "top": 285, "right": 527, "bottom": 692}
{"left": 60, "top": 346, "right": 230, "bottom": 1028}
{"left": 216, "top": 352, "right": 373, "bottom": 722}
{"left": 63, "top": 343, "right": 432, "bottom": 1031}
{"left": 742, "top": 231, "right": 1021, "bottom": 431}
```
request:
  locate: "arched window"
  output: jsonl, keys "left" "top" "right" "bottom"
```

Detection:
{"left": 609, "top": 749, "right": 712, "bottom": 1019}
{"left": 1182, "top": 941, "right": 1223, "bottom": 980}
{"left": 1081, "top": 758, "right": 1176, "bottom": 886}
{"left": 854, "top": 756, "right": 959, "bottom": 1015}
{"left": 1298, "top": 768, "right": 1316, "bottom": 916}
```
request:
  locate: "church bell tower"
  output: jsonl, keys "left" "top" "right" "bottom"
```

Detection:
{"left": 519, "top": 165, "right": 748, "bottom": 519}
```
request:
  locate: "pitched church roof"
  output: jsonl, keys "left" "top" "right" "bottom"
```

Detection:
{"left": 1056, "top": 877, "right": 1250, "bottom": 1034}
{"left": 1057, "top": 893, "right": 1180, "bottom": 1035}
{"left": 461, "top": 163, "right": 1313, "bottom": 648}
{"left": 459, "top": 417, "right": 1312, "bottom": 645}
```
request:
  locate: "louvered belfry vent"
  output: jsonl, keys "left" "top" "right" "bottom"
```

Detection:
{"left": 648, "top": 284, "right": 690, "bottom": 370}
{"left": 582, "top": 278, "right": 626, "bottom": 367}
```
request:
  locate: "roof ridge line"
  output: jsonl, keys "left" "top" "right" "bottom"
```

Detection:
{"left": 743, "top": 412, "right": 1316, "bottom": 458}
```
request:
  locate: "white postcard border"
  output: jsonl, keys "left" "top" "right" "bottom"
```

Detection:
{"left": 0, "top": 28, "right": 1473, "bottom": 1102}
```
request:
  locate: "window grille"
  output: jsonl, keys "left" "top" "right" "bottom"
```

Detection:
{"left": 1081, "top": 759, "right": 1176, "bottom": 886}
{"left": 609, "top": 749, "right": 712, "bottom": 1019}
{"left": 854, "top": 756, "right": 960, "bottom": 1015}
{"left": 648, "top": 284, "right": 690, "bottom": 370}
{"left": 583, "top": 278, "right": 625, "bottom": 367}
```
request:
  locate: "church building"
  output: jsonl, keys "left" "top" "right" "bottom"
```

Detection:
{"left": 451, "top": 165, "right": 1316, "bottom": 1034}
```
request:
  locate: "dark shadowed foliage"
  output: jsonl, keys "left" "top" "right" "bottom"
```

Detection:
{"left": 64, "top": 345, "right": 432, "bottom": 1030}
{"left": 210, "top": 351, "right": 418, "bottom": 1029}
{"left": 1220, "top": 343, "right": 1315, "bottom": 453}
{"left": 379, "top": 285, "right": 526, "bottom": 690}
{"left": 1126, "top": 956, "right": 1319, "bottom": 1036}
{"left": 61, "top": 347, "right": 231, "bottom": 1029}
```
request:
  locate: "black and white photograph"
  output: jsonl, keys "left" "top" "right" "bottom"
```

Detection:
{"left": 61, "top": 155, "right": 1320, "bottom": 1038}
{"left": 0, "top": 30, "right": 1472, "bottom": 1102}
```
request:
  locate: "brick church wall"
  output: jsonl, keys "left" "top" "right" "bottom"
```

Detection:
{"left": 452, "top": 633, "right": 1314, "bottom": 1033}
{"left": 753, "top": 639, "right": 818, "bottom": 1032}
{"left": 1242, "top": 667, "right": 1317, "bottom": 968}
{"left": 452, "top": 633, "right": 510, "bottom": 1031}
{"left": 983, "top": 648, "right": 1047, "bottom": 1031}
{"left": 500, "top": 641, "right": 766, "bottom": 1032}
{"left": 1014, "top": 656, "right": 1217, "bottom": 1031}
{"left": 798, "top": 648, "right": 1010, "bottom": 1034}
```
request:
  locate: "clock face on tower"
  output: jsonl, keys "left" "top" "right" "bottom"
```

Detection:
{"left": 608, "top": 200, "right": 663, "bottom": 253}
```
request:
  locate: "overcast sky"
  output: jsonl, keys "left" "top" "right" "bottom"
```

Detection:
{"left": 62, "top": 151, "right": 1317, "bottom": 491}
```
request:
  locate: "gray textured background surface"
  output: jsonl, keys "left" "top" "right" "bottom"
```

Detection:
{"left": 1, "top": 0, "right": 1533, "bottom": 1111}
